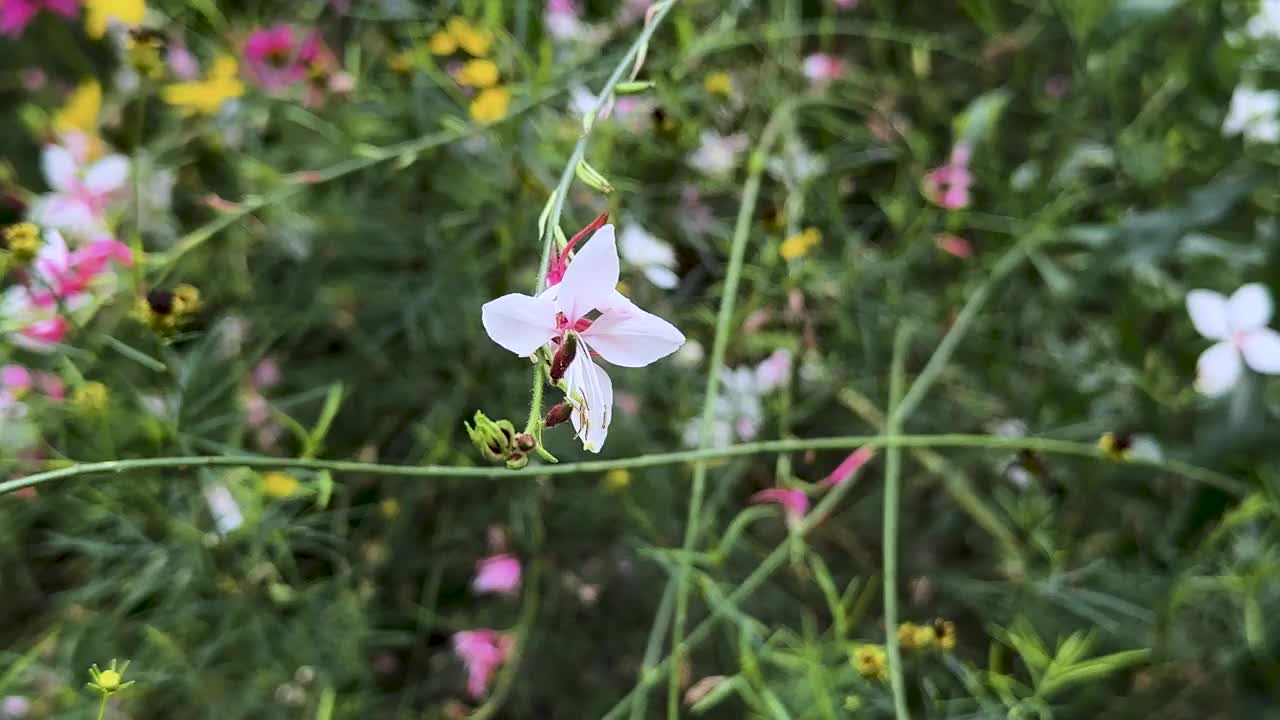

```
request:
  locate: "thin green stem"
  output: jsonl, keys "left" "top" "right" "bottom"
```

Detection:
{"left": 667, "top": 101, "right": 795, "bottom": 719}
{"left": 96, "top": 694, "right": 107, "bottom": 720}
{"left": 883, "top": 326, "right": 912, "bottom": 720}
{"left": 0, "top": 433, "right": 1245, "bottom": 497}
{"left": 629, "top": 583, "right": 677, "bottom": 720}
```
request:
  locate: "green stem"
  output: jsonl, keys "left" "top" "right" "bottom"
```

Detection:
{"left": 883, "top": 326, "right": 912, "bottom": 720}
{"left": 0, "top": 433, "right": 1244, "bottom": 497}
{"left": 667, "top": 102, "right": 796, "bottom": 718}
{"left": 96, "top": 694, "right": 108, "bottom": 720}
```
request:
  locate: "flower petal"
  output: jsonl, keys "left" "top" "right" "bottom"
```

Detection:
{"left": 1186, "top": 289, "right": 1230, "bottom": 340}
{"left": 565, "top": 351, "right": 612, "bottom": 453}
{"left": 41, "top": 144, "right": 77, "bottom": 191}
{"left": 1228, "top": 283, "right": 1273, "bottom": 332}
{"left": 480, "top": 293, "right": 558, "bottom": 356}
{"left": 83, "top": 155, "right": 130, "bottom": 195}
{"left": 582, "top": 302, "right": 685, "bottom": 367}
{"left": 643, "top": 266, "right": 679, "bottom": 289}
{"left": 556, "top": 225, "right": 619, "bottom": 323}
{"left": 1241, "top": 328, "right": 1280, "bottom": 374}
{"left": 1196, "top": 341, "right": 1243, "bottom": 396}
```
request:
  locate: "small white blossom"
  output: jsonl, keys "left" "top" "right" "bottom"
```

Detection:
{"left": 1187, "top": 284, "right": 1280, "bottom": 396}
{"left": 1223, "top": 86, "right": 1280, "bottom": 144}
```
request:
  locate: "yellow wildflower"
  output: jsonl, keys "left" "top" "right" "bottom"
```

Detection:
{"left": 469, "top": 86, "right": 510, "bottom": 124}
{"left": 703, "top": 71, "right": 734, "bottom": 97}
{"left": 1097, "top": 431, "right": 1133, "bottom": 462}
{"left": 163, "top": 55, "right": 244, "bottom": 116}
{"left": 932, "top": 619, "right": 957, "bottom": 651}
{"left": 428, "top": 30, "right": 457, "bottom": 55}
{"left": 779, "top": 227, "right": 821, "bottom": 260}
{"left": 3, "top": 223, "right": 42, "bottom": 263}
{"left": 912, "top": 623, "right": 937, "bottom": 650}
{"left": 261, "top": 471, "right": 301, "bottom": 499}
{"left": 604, "top": 469, "right": 631, "bottom": 491}
{"left": 85, "top": 0, "right": 146, "bottom": 40}
{"left": 53, "top": 81, "right": 101, "bottom": 136}
{"left": 458, "top": 58, "right": 500, "bottom": 89}
{"left": 853, "top": 644, "right": 887, "bottom": 680}
{"left": 447, "top": 17, "right": 492, "bottom": 57}
{"left": 897, "top": 622, "right": 921, "bottom": 651}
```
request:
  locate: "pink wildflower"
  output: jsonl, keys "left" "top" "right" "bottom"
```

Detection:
{"left": 750, "top": 488, "right": 810, "bottom": 529}
{"left": 452, "top": 630, "right": 513, "bottom": 699}
{"left": 244, "top": 25, "right": 308, "bottom": 90}
{"left": 545, "top": 0, "right": 582, "bottom": 40}
{"left": 922, "top": 143, "right": 973, "bottom": 210}
{"left": 934, "top": 233, "right": 974, "bottom": 258}
{"left": 802, "top": 53, "right": 847, "bottom": 84}
{"left": 0, "top": 0, "right": 77, "bottom": 37}
{"left": 34, "top": 135, "right": 130, "bottom": 238}
{"left": 472, "top": 553, "right": 522, "bottom": 596}
{"left": 822, "top": 447, "right": 876, "bottom": 487}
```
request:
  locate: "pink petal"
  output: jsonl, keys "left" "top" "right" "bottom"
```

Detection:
{"left": 41, "top": 144, "right": 77, "bottom": 192}
{"left": 83, "top": 155, "right": 129, "bottom": 195}
{"left": 580, "top": 300, "right": 685, "bottom": 368}
{"left": 1241, "top": 328, "right": 1280, "bottom": 374}
{"left": 481, "top": 293, "right": 559, "bottom": 357}
{"left": 472, "top": 553, "right": 522, "bottom": 595}
{"left": 0, "top": 0, "right": 38, "bottom": 35}
{"left": 556, "top": 225, "right": 620, "bottom": 324}
{"left": 750, "top": 488, "right": 809, "bottom": 526}
{"left": 1228, "top": 283, "right": 1273, "bottom": 333}
{"left": 1196, "top": 341, "right": 1242, "bottom": 396}
{"left": 1186, "top": 289, "right": 1231, "bottom": 340}
{"left": 822, "top": 447, "right": 875, "bottom": 487}
{"left": 1, "top": 365, "right": 33, "bottom": 391}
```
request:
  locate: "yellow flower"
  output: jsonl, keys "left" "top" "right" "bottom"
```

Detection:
{"left": 779, "top": 227, "right": 821, "bottom": 260}
{"left": 447, "top": 17, "right": 492, "bottom": 57}
{"left": 85, "top": 0, "right": 146, "bottom": 39}
{"left": 3, "top": 222, "right": 42, "bottom": 263}
{"left": 703, "top": 71, "right": 734, "bottom": 97}
{"left": 53, "top": 81, "right": 101, "bottom": 135}
{"left": 457, "top": 58, "right": 500, "bottom": 89}
{"left": 261, "top": 471, "right": 301, "bottom": 499}
{"left": 388, "top": 51, "right": 415, "bottom": 74}
{"left": 853, "top": 644, "right": 887, "bottom": 680}
{"left": 469, "top": 86, "right": 510, "bottom": 124}
{"left": 1097, "top": 431, "right": 1133, "bottom": 461}
{"left": 163, "top": 55, "right": 244, "bottom": 116}
{"left": 604, "top": 469, "right": 631, "bottom": 491}
{"left": 912, "top": 624, "right": 937, "bottom": 650}
{"left": 428, "top": 30, "right": 457, "bottom": 55}
{"left": 932, "top": 619, "right": 957, "bottom": 651}
{"left": 897, "top": 622, "right": 921, "bottom": 651}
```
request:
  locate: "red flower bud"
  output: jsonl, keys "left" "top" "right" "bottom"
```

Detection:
{"left": 543, "top": 402, "right": 573, "bottom": 428}
{"left": 549, "top": 332, "right": 578, "bottom": 383}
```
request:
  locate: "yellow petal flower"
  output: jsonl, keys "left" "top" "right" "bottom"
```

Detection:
{"left": 703, "top": 71, "right": 734, "bottom": 97}
{"left": 779, "top": 227, "right": 821, "bottom": 260}
{"left": 261, "top": 471, "right": 300, "bottom": 499}
{"left": 457, "top": 58, "right": 500, "bottom": 89}
{"left": 469, "top": 86, "right": 511, "bottom": 125}
{"left": 85, "top": 0, "right": 146, "bottom": 39}
{"left": 428, "top": 30, "right": 457, "bottom": 55}
{"left": 53, "top": 80, "right": 102, "bottom": 135}
{"left": 447, "top": 17, "right": 492, "bottom": 57}
{"left": 162, "top": 55, "right": 244, "bottom": 116}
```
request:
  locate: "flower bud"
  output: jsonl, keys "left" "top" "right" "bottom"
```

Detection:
{"left": 549, "top": 333, "right": 578, "bottom": 383}
{"left": 615, "top": 80, "right": 655, "bottom": 95}
{"left": 575, "top": 159, "right": 614, "bottom": 194}
{"left": 513, "top": 433, "right": 536, "bottom": 452}
{"left": 543, "top": 402, "right": 573, "bottom": 428}
{"left": 465, "top": 411, "right": 517, "bottom": 464}
{"left": 505, "top": 451, "right": 528, "bottom": 470}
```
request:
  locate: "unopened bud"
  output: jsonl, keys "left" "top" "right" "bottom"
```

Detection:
{"left": 615, "top": 80, "right": 655, "bottom": 95}
{"left": 465, "top": 411, "right": 517, "bottom": 464}
{"left": 505, "top": 451, "right": 528, "bottom": 470}
{"left": 575, "top": 159, "right": 614, "bottom": 194}
{"left": 543, "top": 402, "right": 573, "bottom": 428}
{"left": 514, "top": 433, "right": 536, "bottom": 452}
{"left": 549, "top": 333, "right": 579, "bottom": 383}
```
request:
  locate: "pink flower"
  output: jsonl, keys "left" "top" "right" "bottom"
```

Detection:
{"left": 934, "top": 233, "right": 974, "bottom": 258}
{"left": 750, "top": 488, "right": 809, "bottom": 528}
{"left": 0, "top": 0, "right": 77, "bottom": 37}
{"left": 244, "top": 25, "right": 308, "bottom": 90}
{"left": 1, "top": 365, "right": 32, "bottom": 393}
{"left": 472, "top": 553, "right": 522, "bottom": 596}
{"left": 755, "top": 349, "right": 792, "bottom": 391}
{"left": 34, "top": 136, "right": 130, "bottom": 238}
{"left": 1187, "top": 284, "right": 1280, "bottom": 396}
{"left": 453, "top": 630, "right": 513, "bottom": 699}
{"left": 545, "top": 0, "right": 582, "bottom": 40}
{"left": 802, "top": 53, "right": 847, "bottom": 84}
{"left": 922, "top": 143, "right": 973, "bottom": 210}
{"left": 167, "top": 41, "right": 200, "bottom": 80}
{"left": 822, "top": 447, "right": 875, "bottom": 487}
{"left": 481, "top": 224, "right": 685, "bottom": 452}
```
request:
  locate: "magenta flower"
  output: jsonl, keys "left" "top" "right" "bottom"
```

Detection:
{"left": 0, "top": 0, "right": 78, "bottom": 37}
{"left": 244, "top": 25, "right": 308, "bottom": 90}
{"left": 1, "top": 365, "right": 32, "bottom": 393}
{"left": 453, "top": 630, "right": 513, "bottom": 699}
{"left": 802, "top": 53, "right": 847, "bottom": 84}
{"left": 472, "top": 553, "right": 522, "bottom": 596}
{"left": 822, "top": 447, "right": 875, "bottom": 488}
{"left": 922, "top": 143, "right": 973, "bottom": 210}
{"left": 751, "top": 488, "right": 809, "bottom": 529}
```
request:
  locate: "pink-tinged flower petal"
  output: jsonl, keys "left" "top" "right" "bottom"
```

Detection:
{"left": 581, "top": 300, "right": 685, "bottom": 368}
{"left": 1241, "top": 328, "right": 1280, "bottom": 374}
{"left": 1196, "top": 341, "right": 1242, "bottom": 396}
{"left": 0, "top": 0, "right": 39, "bottom": 36}
{"left": 14, "top": 316, "right": 69, "bottom": 352}
{"left": 1228, "top": 283, "right": 1273, "bottom": 333}
{"left": 453, "top": 630, "right": 512, "bottom": 700}
{"left": 750, "top": 488, "right": 809, "bottom": 528}
{"left": 822, "top": 447, "right": 875, "bottom": 487}
{"left": 83, "top": 154, "right": 129, "bottom": 195}
{"left": 34, "top": 196, "right": 98, "bottom": 236}
{"left": 565, "top": 350, "right": 613, "bottom": 453}
{"left": 35, "top": 372, "right": 64, "bottom": 399}
{"left": 481, "top": 293, "right": 559, "bottom": 357}
{"left": 472, "top": 553, "right": 522, "bottom": 596}
{"left": 754, "top": 349, "right": 792, "bottom": 391}
{"left": 556, "top": 225, "right": 620, "bottom": 324}
{"left": 47, "top": 0, "right": 80, "bottom": 17}
{"left": 1, "top": 365, "right": 32, "bottom": 391}
{"left": 1186, "top": 289, "right": 1231, "bottom": 341}
{"left": 935, "top": 233, "right": 973, "bottom": 258}
{"left": 41, "top": 144, "right": 77, "bottom": 192}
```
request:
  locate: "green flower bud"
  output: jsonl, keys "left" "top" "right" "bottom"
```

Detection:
{"left": 465, "top": 410, "right": 517, "bottom": 464}
{"left": 505, "top": 451, "right": 529, "bottom": 470}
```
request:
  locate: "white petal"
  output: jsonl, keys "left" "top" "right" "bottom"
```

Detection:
{"left": 565, "top": 351, "right": 613, "bottom": 453}
{"left": 1196, "top": 341, "right": 1243, "bottom": 397}
{"left": 84, "top": 155, "right": 130, "bottom": 194}
{"left": 35, "top": 195, "right": 99, "bottom": 234}
{"left": 41, "top": 145, "right": 77, "bottom": 191}
{"left": 1241, "top": 328, "right": 1280, "bottom": 374}
{"left": 643, "top": 265, "right": 679, "bottom": 289}
{"left": 1228, "top": 283, "right": 1273, "bottom": 332}
{"left": 619, "top": 224, "right": 676, "bottom": 268}
{"left": 582, "top": 303, "right": 685, "bottom": 367}
{"left": 480, "top": 293, "right": 559, "bottom": 357}
{"left": 556, "top": 225, "right": 620, "bottom": 323}
{"left": 1186, "top": 289, "right": 1230, "bottom": 340}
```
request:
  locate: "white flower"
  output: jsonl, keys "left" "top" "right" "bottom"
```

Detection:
{"left": 683, "top": 352, "right": 791, "bottom": 448}
{"left": 767, "top": 140, "right": 826, "bottom": 185}
{"left": 1186, "top": 283, "right": 1280, "bottom": 396}
{"left": 32, "top": 137, "right": 130, "bottom": 239}
{"left": 1248, "top": 0, "right": 1280, "bottom": 39}
{"left": 481, "top": 225, "right": 685, "bottom": 451}
{"left": 689, "top": 130, "right": 748, "bottom": 178}
{"left": 618, "top": 223, "right": 678, "bottom": 289}
{"left": 1222, "top": 86, "right": 1280, "bottom": 144}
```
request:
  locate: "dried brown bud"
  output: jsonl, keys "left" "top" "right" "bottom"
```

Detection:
{"left": 549, "top": 333, "right": 578, "bottom": 383}
{"left": 543, "top": 402, "right": 573, "bottom": 428}
{"left": 514, "top": 433, "right": 536, "bottom": 452}
{"left": 505, "top": 451, "right": 528, "bottom": 470}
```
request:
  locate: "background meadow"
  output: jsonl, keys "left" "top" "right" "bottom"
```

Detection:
{"left": 3, "top": 0, "right": 1280, "bottom": 718}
